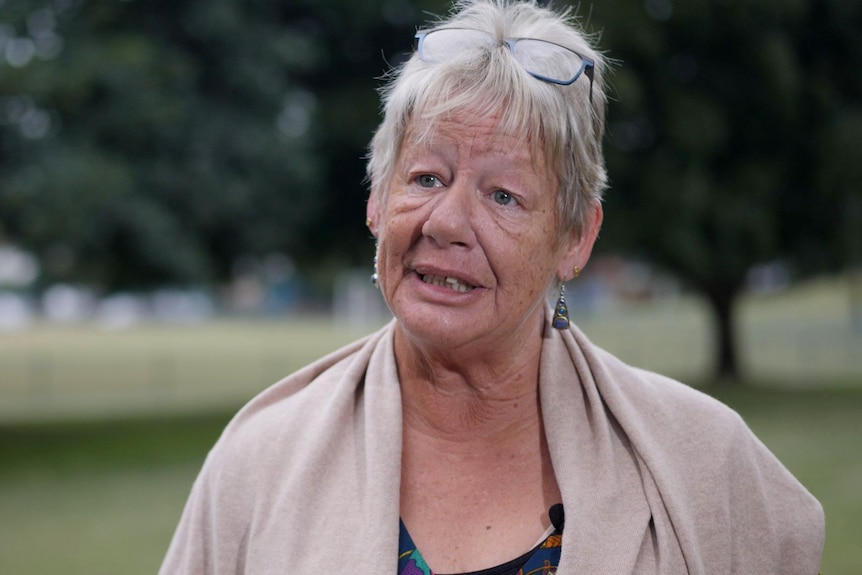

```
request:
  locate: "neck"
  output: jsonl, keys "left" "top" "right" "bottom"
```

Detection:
{"left": 394, "top": 321, "right": 545, "bottom": 442}
{"left": 395, "top": 318, "right": 562, "bottom": 571}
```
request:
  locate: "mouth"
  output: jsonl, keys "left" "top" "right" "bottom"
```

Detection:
{"left": 420, "top": 273, "right": 476, "bottom": 293}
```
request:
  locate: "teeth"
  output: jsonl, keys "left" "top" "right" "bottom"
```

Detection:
{"left": 421, "top": 274, "right": 473, "bottom": 293}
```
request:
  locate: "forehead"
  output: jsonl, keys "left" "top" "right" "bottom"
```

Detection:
{"left": 401, "top": 110, "right": 546, "bottom": 168}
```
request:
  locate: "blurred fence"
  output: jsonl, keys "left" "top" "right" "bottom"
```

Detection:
{"left": 0, "top": 319, "right": 380, "bottom": 422}
{"left": 0, "top": 279, "right": 860, "bottom": 422}
{"left": 576, "top": 301, "right": 861, "bottom": 384}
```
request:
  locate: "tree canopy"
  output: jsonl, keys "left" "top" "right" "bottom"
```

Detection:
{"left": 0, "top": 0, "right": 448, "bottom": 289}
{"left": 589, "top": 0, "right": 861, "bottom": 380}
{"left": 1, "top": 0, "right": 859, "bottom": 380}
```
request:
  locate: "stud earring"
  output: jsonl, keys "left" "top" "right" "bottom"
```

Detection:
{"left": 552, "top": 281, "right": 570, "bottom": 330}
{"left": 370, "top": 256, "right": 379, "bottom": 287}
{"left": 573, "top": 266, "right": 580, "bottom": 278}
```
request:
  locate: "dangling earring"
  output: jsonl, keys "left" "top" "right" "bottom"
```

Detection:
{"left": 370, "top": 256, "right": 379, "bottom": 287}
{"left": 552, "top": 281, "right": 570, "bottom": 330}
{"left": 553, "top": 267, "right": 581, "bottom": 330}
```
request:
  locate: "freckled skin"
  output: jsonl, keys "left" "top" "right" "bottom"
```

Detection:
{"left": 368, "top": 110, "right": 588, "bottom": 367}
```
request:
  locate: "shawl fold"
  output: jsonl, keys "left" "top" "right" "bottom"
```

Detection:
{"left": 160, "top": 317, "right": 824, "bottom": 574}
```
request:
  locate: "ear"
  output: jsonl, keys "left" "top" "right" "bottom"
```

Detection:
{"left": 557, "top": 201, "right": 603, "bottom": 280}
{"left": 366, "top": 182, "right": 381, "bottom": 238}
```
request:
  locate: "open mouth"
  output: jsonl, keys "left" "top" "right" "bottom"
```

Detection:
{"left": 420, "top": 274, "right": 475, "bottom": 293}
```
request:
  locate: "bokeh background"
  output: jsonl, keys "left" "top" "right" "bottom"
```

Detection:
{"left": 0, "top": 0, "right": 860, "bottom": 573}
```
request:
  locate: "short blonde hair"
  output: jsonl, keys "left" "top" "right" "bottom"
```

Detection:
{"left": 367, "top": 0, "right": 608, "bottom": 240}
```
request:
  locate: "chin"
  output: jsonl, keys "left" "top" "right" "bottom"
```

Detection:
{"left": 393, "top": 304, "right": 485, "bottom": 348}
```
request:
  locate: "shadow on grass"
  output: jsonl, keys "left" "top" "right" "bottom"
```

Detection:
{"left": 0, "top": 409, "right": 237, "bottom": 478}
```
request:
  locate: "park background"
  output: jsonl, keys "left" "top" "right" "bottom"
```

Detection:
{"left": 0, "top": 0, "right": 860, "bottom": 573}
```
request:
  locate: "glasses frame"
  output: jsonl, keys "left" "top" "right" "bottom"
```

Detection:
{"left": 414, "top": 27, "right": 595, "bottom": 100}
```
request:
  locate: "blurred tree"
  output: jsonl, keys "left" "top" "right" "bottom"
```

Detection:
{"left": 589, "top": 0, "right": 862, "bottom": 382}
{"left": 1, "top": 0, "right": 319, "bottom": 288}
{"left": 0, "top": 0, "right": 447, "bottom": 290}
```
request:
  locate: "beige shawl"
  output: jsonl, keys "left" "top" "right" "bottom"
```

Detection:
{"left": 160, "top": 317, "right": 824, "bottom": 574}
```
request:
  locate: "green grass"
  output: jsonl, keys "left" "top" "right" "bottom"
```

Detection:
{"left": 0, "top": 412, "right": 233, "bottom": 575}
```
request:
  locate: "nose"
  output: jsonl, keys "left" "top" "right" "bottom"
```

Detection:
{"left": 421, "top": 180, "right": 476, "bottom": 247}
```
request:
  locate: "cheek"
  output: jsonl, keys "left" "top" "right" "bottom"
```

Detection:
{"left": 374, "top": 249, "right": 397, "bottom": 307}
{"left": 494, "top": 230, "right": 558, "bottom": 294}
{"left": 375, "top": 238, "right": 394, "bottom": 278}
{"left": 378, "top": 200, "right": 428, "bottom": 253}
{"left": 374, "top": 229, "right": 408, "bottom": 294}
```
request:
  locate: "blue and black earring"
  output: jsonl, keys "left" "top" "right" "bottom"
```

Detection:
{"left": 552, "top": 266, "right": 579, "bottom": 330}
{"left": 367, "top": 219, "right": 379, "bottom": 288}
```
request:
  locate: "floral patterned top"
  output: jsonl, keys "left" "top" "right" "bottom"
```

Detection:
{"left": 397, "top": 511, "right": 563, "bottom": 575}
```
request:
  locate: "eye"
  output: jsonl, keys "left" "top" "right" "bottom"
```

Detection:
{"left": 415, "top": 174, "right": 443, "bottom": 188}
{"left": 491, "top": 189, "right": 518, "bottom": 206}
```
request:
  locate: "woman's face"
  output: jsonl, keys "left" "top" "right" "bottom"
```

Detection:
{"left": 368, "top": 111, "right": 597, "bottom": 354}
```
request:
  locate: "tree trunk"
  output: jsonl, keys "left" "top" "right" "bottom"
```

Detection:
{"left": 705, "top": 286, "right": 741, "bottom": 384}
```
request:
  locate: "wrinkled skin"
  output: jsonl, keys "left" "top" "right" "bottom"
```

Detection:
{"left": 368, "top": 111, "right": 602, "bottom": 368}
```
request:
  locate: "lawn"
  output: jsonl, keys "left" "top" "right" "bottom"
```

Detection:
{"left": 0, "top": 413, "right": 231, "bottom": 575}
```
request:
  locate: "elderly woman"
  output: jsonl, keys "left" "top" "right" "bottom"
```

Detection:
{"left": 161, "top": 1, "right": 824, "bottom": 573}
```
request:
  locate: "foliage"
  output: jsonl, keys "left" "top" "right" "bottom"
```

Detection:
{"left": 0, "top": 0, "right": 446, "bottom": 289}
{"left": 587, "top": 0, "right": 862, "bottom": 380}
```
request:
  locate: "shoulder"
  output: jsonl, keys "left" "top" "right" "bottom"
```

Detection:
{"left": 566, "top": 327, "right": 824, "bottom": 571}
{"left": 552, "top": 323, "right": 760, "bottom": 481}
{"left": 178, "top": 322, "right": 393, "bottom": 504}
{"left": 584, "top": 338, "right": 744, "bottom": 441}
{"left": 584, "top": 338, "right": 777, "bottom": 478}
{"left": 210, "top": 323, "right": 389, "bottom": 462}
{"left": 159, "top": 324, "right": 396, "bottom": 573}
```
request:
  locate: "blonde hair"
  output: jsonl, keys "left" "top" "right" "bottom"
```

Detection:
{"left": 366, "top": 0, "right": 608, "bottom": 240}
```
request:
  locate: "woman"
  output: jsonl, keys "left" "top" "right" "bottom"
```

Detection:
{"left": 161, "top": 1, "right": 824, "bottom": 573}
